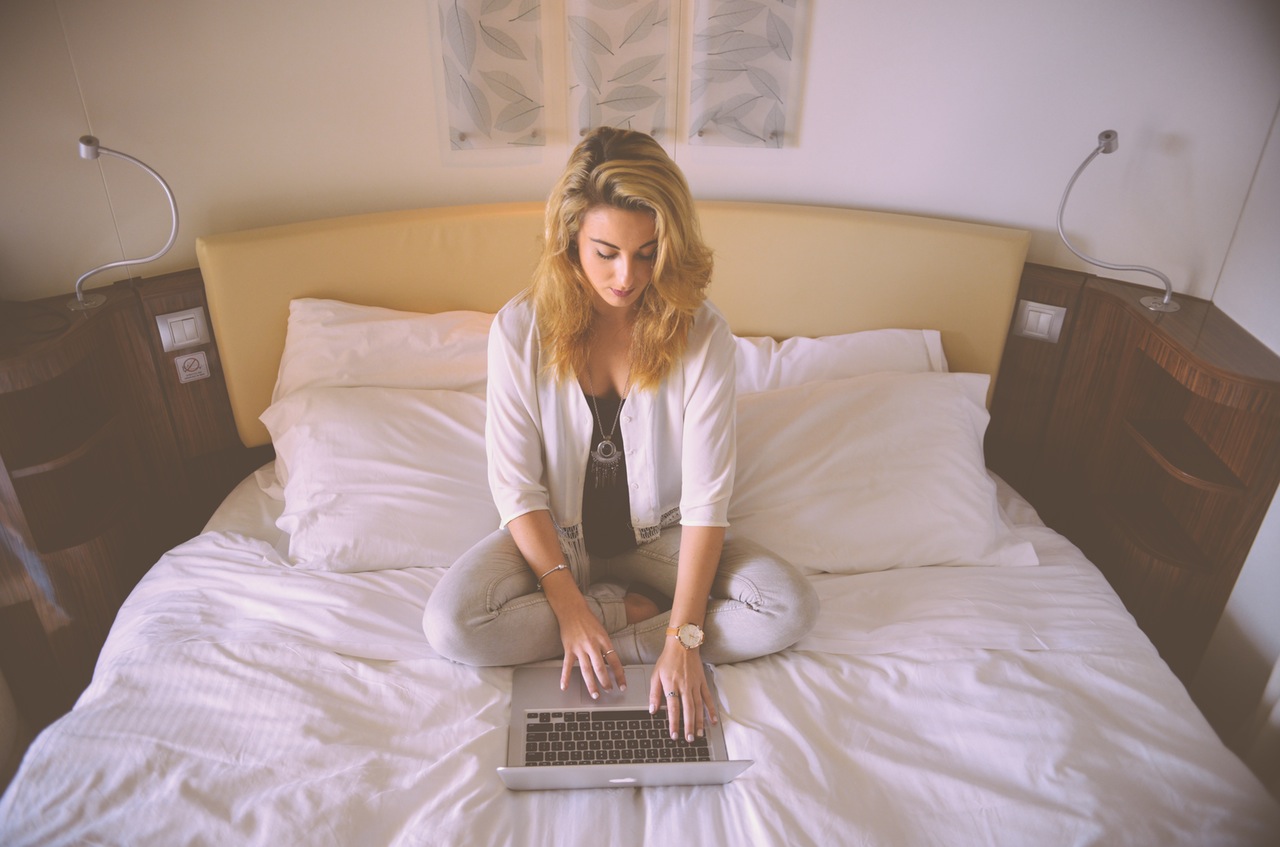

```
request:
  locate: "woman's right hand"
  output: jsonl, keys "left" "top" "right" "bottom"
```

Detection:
{"left": 544, "top": 580, "right": 627, "bottom": 698}
{"left": 505, "top": 511, "right": 626, "bottom": 696}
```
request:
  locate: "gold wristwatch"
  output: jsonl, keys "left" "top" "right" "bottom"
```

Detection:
{"left": 666, "top": 622, "right": 704, "bottom": 650}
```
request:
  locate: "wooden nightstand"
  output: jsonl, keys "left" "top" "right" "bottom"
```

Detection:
{"left": 989, "top": 267, "right": 1280, "bottom": 682}
{"left": 0, "top": 275, "right": 271, "bottom": 731}
{"left": 0, "top": 288, "right": 156, "bottom": 727}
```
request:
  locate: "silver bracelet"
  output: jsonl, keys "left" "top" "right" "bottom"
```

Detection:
{"left": 536, "top": 563, "right": 568, "bottom": 591}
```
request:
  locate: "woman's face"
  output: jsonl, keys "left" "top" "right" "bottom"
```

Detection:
{"left": 575, "top": 205, "right": 658, "bottom": 318}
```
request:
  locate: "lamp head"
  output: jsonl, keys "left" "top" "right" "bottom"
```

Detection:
{"left": 78, "top": 135, "right": 101, "bottom": 160}
{"left": 1098, "top": 130, "right": 1118, "bottom": 154}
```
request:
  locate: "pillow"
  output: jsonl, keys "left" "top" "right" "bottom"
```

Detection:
{"left": 272, "top": 298, "right": 493, "bottom": 402}
{"left": 734, "top": 328, "right": 946, "bottom": 395}
{"left": 260, "top": 386, "right": 498, "bottom": 572}
{"left": 729, "top": 371, "right": 1038, "bottom": 574}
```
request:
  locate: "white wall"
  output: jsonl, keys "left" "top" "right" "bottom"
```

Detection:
{"left": 2, "top": 0, "right": 1278, "bottom": 746}
{"left": 3, "top": 1, "right": 1278, "bottom": 303}
{"left": 1190, "top": 103, "right": 1280, "bottom": 746}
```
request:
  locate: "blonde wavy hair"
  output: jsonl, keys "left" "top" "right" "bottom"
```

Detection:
{"left": 528, "top": 127, "right": 714, "bottom": 390}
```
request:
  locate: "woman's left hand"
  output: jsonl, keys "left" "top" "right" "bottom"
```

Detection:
{"left": 649, "top": 641, "right": 718, "bottom": 743}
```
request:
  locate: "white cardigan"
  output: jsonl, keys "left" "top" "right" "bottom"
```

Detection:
{"left": 485, "top": 295, "right": 737, "bottom": 583}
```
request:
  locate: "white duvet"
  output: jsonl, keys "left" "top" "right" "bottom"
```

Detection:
{"left": 1, "top": 474, "right": 1276, "bottom": 846}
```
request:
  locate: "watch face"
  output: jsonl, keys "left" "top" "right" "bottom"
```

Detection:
{"left": 677, "top": 623, "right": 704, "bottom": 649}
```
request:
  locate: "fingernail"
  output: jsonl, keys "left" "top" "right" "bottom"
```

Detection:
{"left": 591, "top": 692, "right": 599, "bottom": 700}
{"left": 687, "top": 733, "right": 694, "bottom": 743}
{"left": 620, "top": 684, "right": 627, "bottom": 691}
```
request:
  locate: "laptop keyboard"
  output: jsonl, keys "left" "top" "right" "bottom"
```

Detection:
{"left": 523, "top": 709, "right": 712, "bottom": 766}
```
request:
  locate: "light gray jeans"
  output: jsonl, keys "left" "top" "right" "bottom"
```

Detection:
{"left": 423, "top": 526, "right": 819, "bottom": 667}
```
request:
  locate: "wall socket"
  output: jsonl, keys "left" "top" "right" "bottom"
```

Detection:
{"left": 1013, "top": 299, "right": 1067, "bottom": 343}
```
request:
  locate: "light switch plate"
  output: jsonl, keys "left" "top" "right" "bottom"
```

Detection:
{"left": 156, "top": 307, "right": 210, "bottom": 352}
{"left": 1013, "top": 299, "right": 1066, "bottom": 343}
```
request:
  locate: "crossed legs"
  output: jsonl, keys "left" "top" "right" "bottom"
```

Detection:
{"left": 424, "top": 526, "right": 817, "bottom": 667}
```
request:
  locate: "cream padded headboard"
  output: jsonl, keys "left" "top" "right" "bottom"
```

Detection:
{"left": 197, "top": 201, "right": 1029, "bottom": 447}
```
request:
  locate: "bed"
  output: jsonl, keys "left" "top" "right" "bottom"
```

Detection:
{"left": 1, "top": 201, "right": 1276, "bottom": 846}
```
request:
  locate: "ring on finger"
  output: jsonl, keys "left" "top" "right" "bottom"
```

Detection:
{"left": 666, "top": 691, "right": 679, "bottom": 698}
{"left": 603, "top": 649, "right": 616, "bottom": 657}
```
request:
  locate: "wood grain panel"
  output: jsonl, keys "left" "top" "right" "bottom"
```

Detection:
{"left": 1020, "top": 276, "right": 1280, "bottom": 681}
{"left": 985, "top": 264, "right": 1088, "bottom": 501}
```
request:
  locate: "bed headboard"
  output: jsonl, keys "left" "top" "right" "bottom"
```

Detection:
{"left": 196, "top": 201, "right": 1030, "bottom": 448}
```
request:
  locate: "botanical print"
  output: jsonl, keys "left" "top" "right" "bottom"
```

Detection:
{"left": 437, "top": 0, "right": 545, "bottom": 148}
{"left": 567, "top": 0, "right": 676, "bottom": 143}
{"left": 434, "top": 0, "right": 806, "bottom": 150}
{"left": 689, "top": 0, "right": 806, "bottom": 147}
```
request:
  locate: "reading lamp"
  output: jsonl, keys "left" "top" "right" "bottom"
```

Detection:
{"left": 69, "top": 135, "right": 179, "bottom": 311}
{"left": 1057, "top": 129, "right": 1179, "bottom": 313}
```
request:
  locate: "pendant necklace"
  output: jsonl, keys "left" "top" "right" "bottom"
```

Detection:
{"left": 585, "top": 369, "right": 629, "bottom": 489}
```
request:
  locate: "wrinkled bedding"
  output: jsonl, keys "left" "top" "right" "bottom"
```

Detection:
{"left": 1, "top": 473, "right": 1276, "bottom": 846}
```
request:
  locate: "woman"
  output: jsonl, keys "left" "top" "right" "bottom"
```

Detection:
{"left": 424, "top": 127, "right": 816, "bottom": 744}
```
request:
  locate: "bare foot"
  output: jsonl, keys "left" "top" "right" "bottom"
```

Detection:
{"left": 623, "top": 592, "right": 660, "bottom": 624}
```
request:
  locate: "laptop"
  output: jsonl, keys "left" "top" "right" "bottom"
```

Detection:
{"left": 497, "top": 663, "right": 753, "bottom": 790}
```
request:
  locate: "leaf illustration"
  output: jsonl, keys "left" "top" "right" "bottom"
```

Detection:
{"left": 509, "top": 132, "right": 545, "bottom": 147}
{"left": 690, "top": 105, "right": 718, "bottom": 137}
{"left": 766, "top": 9, "right": 793, "bottom": 61}
{"left": 715, "top": 116, "right": 766, "bottom": 145}
{"left": 611, "top": 54, "right": 663, "bottom": 85}
{"left": 689, "top": 74, "right": 709, "bottom": 105}
{"left": 481, "top": 70, "right": 533, "bottom": 102}
{"left": 459, "top": 74, "right": 493, "bottom": 136}
{"left": 692, "top": 58, "right": 746, "bottom": 82}
{"left": 481, "top": 0, "right": 513, "bottom": 13}
{"left": 695, "top": 24, "right": 743, "bottom": 52}
{"left": 579, "top": 91, "right": 602, "bottom": 136}
{"left": 716, "top": 92, "right": 762, "bottom": 119}
{"left": 762, "top": 103, "right": 785, "bottom": 147}
{"left": 746, "top": 66, "right": 782, "bottom": 101}
{"left": 707, "top": 0, "right": 765, "bottom": 30}
{"left": 621, "top": 2, "right": 661, "bottom": 48}
{"left": 511, "top": 0, "right": 540, "bottom": 22}
{"left": 442, "top": 54, "right": 464, "bottom": 104}
{"left": 480, "top": 21, "right": 526, "bottom": 60}
{"left": 600, "top": 84, "right": 661, "bottom": 111}
{"left": 707, "top": 32, "right": 772, "bottom": 62}
{"left": 572, "top": 43, "right": 604, "bottom": 94}
{"left": 443, "top": 1, "right": 477, "bottom": 72}
{"left": 650, "top": 96, "right": 668, "bottom": 134}
{"left": 568, "top": 15, "right": 615, "bottom": 55}
{"left": 496, "top": 100, "right": 543, "bottom": 132}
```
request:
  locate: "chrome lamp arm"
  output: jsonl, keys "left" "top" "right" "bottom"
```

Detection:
{"left": 1056, "top": 129, "right": 1179, "bottom": 313}
{"left": 69, "top": 135, "right": 179, "bottom": 311}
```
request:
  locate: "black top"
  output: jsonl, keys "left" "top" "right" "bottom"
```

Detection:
{"left": 581, "top": 391, "right": 636, "bottom": 558}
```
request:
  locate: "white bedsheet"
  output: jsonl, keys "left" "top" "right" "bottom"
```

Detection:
{"left": 1, "top": 471, "right": 1276, "bottom": 846}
